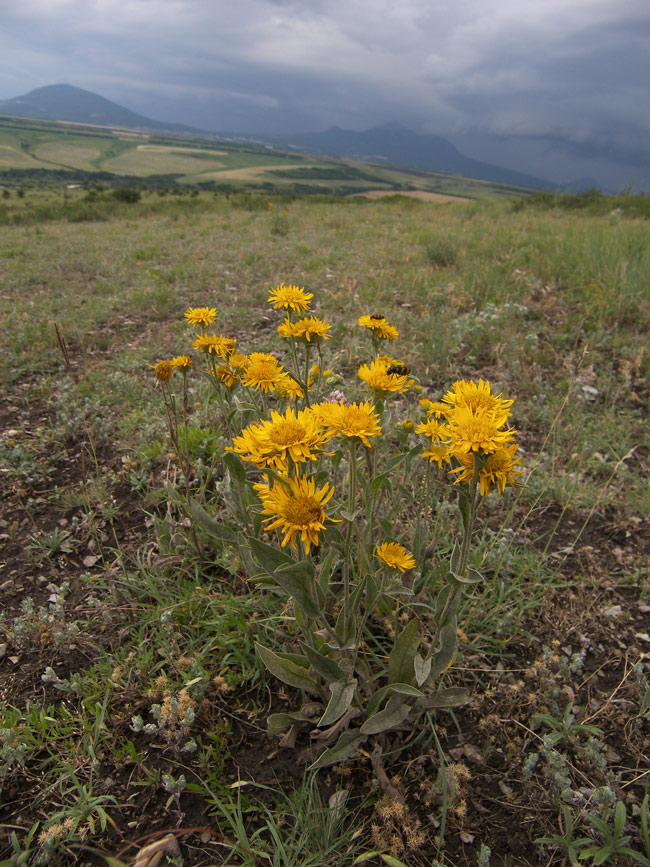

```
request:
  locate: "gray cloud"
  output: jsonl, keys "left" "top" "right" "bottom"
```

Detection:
{"left": 1, "top": 0, "right": 648, "bottom": 145}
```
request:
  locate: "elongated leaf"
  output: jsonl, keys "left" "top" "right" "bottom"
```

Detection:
{"left": 366, "top": 682, "right": 423, "bottom": 718}
{"left": 302, "top": 644, "right": 345, "bottom": 683}
{"left": 388, "top": 618, "right": 420, "bottom": 685}
{"left": 248, "top": 536, "right": 295, "bottom": 574}
{"left": 308, "top": 730, "right": 366, "bottom": 771}
{"left": 449, "top": 569, "right": 483, "bottom": 585}
{"left": 317, "top": 546, "right": 339, "bottom": 596}
{"left": 188, "top": 500, "right": 240, "bottom": 544}
{"left": 414, "top": 653, "right": 432, "bottom": 687}
{"left": 417, "top": 686, "right": 470, "bottom": 709}
{"left": 255, "top": 643, "right": 319, "bottom": 692}
{"left": 428, "top": 619, "right": 458, "bottom": 681}
{"left": 318, "top": 679, "right": 357, "bottom": 727}
{"left": 360, "top": 694, "right": 411, "bottom": 735}
{"left": 267, "top": 712, "right": 317, "bottom": 737}
{"left": 223, "top": 451, "right": 248, "bottom": 484}
{"left": 449, "top": 540, "right": 461, "bottom": 573}
{"left": 272, "top": 565, "right": 320, "bottom": 619}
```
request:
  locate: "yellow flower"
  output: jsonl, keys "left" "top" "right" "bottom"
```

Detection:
{"left": 275, "top": 377, "right": 305, "bottom": 401}
{"left": 415, "top": 417, "right": 449, "bottom": 440}
{"left": 375, "top": 542, "right": 416, "bottom": 572}
{"left": 449, "top": 442, "right": 523, "bottom": 495}
{"left": 241, "top": 352, "right": 291, "bottom": 393}
{"left": 193, "top": 334, "right": 237, "bottom": 358}
{"left": 213, "top": 364, "right": 238, "bottom": 388}
{"left": 358, "top": 357, "right": 411, "bottom": 396}
{"left": 170, "top": 355, "right": 193, "bottom": 372}
{"left": 229, "top": 353, "right": 249, "bottom": 371}
{"left": 402, "top": 419, "right": 414, "bottom": 432}
{"left": 314, "top": 400, "right": 382, "bottom": 448}
{"left": 419, "top": 398, "right": 452, "bottom": 420}
{"left": 358, "top": 314, "right": 399, "bottom": 340}
{"left": 422, "top": 443, "right": 451, "bottom": 468}
{"left": 267, "top": 283, "right": 313, "bottom": 312}
{"left": 228, "top": 406, "right": 328, "bottom": 470}
{"left": 184, "top": 306, "right": 217, "bottom": 328}
{"left": 277, "top": 316, "right": 332, "bottom": 343}
{"left": 447, "top": 404, "right": 516, "bottom": 456}
{"left": 442, "top": 379, "right": 513, "bottom": 427}
{"left": 150, "top": 360, "right": 173, "bottom": 381}
{"left": 256, "top": 474, "right": 337, "bottom": 553}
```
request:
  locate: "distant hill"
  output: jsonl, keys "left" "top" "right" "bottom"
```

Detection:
{"left": 267, "top": 122, "right": 555, "bottom": 190}
{"left": 0, "top": 83, "right": 203, "bottom": 135}
{"left": 0, "top": 84, "right": 556, "bottom": 190}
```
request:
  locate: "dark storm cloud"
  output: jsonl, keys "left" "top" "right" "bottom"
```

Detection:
{"left": 1, "top": 0, "right": 648, "bottom": 140}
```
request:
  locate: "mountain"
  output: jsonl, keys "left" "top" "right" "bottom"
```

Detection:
{"left": 0, "top": 83, "right": 203, "bottom": 135}
{"left": 267, "top": 122, "right": 555, "bottom": 190}
{"left": 446, "top": 131, "right": 650, "bottom": 193}
{"left": 1, "top": 84, "right": 560, "bottom": 189}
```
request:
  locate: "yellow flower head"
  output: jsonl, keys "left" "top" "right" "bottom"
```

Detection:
{"left": 442, "top": 379, "right": 513, "bottom": 427}
{"left": 375, "top": 542, "right": 416, "bottom": 572}
{"left": 184, "top": 306, "right": 217, "bottom": 328}
{"left": 256, "top": 474, "right": 337, "bottom": 553}
{"left": 228, "top": 406, "right": 329, "bottom": 470}
{"left": 229, "top": 353, "right": 249, "bottom": 372}
{"left": 267, "top": 283, "right": 313, "bottom": 312}
{"left": 419, "top": 398, "right": 452, "bottom": 420}
{"left": 402, "top": 419, "right": 415, "bottom": 432}
{"left": 170, "top": 355, "right": 193, "bottom": 372}
{"left": 193, "top": 334, "right": 237, "bottom": 358}
{"left": 448, "top": 404, "right": 516, "bottom": 456}
{"left": 314, "top": 400, "right": 382, "bottom": 448}
{"left": 358, "top": 314, "right": 399, "bottom": 340}
{"left": 275, "top": 377, "right": 305, "bottom": 401}
{"left": 213, "top": 364, "right": 238, "bottom": 388}
{"left": 449, "top": 442, "right": 523, "bottom": 496}
{"left": 422, "top": 442, "right": 451, "bottom": 468}
{"left": 241, "top": 352, "right": 291, "bottom": 393}
{"left": 150, "top": 360, "right": 173, "bottom": 381}
{"left": 358, "top": 357, "right": 411, "bottom": 396}
{"left": 278, "top": 316, "right": 332, "bottom": 343}
{"left": 416, "top": 417, "right": 449, "bottom": 440}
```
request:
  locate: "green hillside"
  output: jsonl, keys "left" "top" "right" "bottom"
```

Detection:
{"left": 0, "top": 115, "right": 533, "bottom": 199}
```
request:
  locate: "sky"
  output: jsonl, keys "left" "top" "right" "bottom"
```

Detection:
{"left": 1, "top": 0, "right": 649, "bottom": 148}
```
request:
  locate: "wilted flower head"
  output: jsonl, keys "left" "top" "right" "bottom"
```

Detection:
{"left": 150, "top": 360, "right": 173, "bottom": 381}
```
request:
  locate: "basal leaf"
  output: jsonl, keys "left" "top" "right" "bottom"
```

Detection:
{"left": 255, "top": 643, "right": 319, "bottom": 692}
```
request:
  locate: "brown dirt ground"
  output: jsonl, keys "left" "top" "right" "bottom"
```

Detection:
{"left": 1, "top": 379, "right": 649, "bottom": 867}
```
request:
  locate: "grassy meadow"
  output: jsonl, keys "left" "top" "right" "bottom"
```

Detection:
{"left": 0, "top": 181, "right": 649, "bottom": 867}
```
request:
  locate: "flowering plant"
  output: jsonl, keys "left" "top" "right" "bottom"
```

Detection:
{"left": 152, "top": 289, "right": 523, "bottom": 773}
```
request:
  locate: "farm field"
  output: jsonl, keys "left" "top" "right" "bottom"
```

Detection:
{"left": 0, "top": 187, "right": 649, "bottom": 866}
{"left": 0, "top": 116, "right": 530, "bottom": 198}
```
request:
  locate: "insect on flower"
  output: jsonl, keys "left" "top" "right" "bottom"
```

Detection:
{"left": 387, "top": 364, "right": 411, "bottom": 376}
{"left": 370, "top": 313, "right": 385, "bottom": 320}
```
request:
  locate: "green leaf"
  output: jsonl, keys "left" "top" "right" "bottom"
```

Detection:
{"left": 449, "top": 568, "right": 483, "bottom": 585}
{"left": 414, "top": 653, "right": 432, "bottom": 687}
{"left": 255, "top": 643, "right": 319, "bottom": 692}
{"left": 302, "top": 644, "right": 345, "bottom": 683}
{"left": 417, "top": 686, "right": 470, "bottom": 709}
{"left": 317, "top": 546, "right": 339, "bottom": 596}
{"left": 248, "top": 536, "right": 295, "bottom": 574}
{"left": 223, "top": 451, "right": 247, "bottom": 484}
{"left": 428, "top": 619, "right": 458, "bottom": 681}
{"left": 366, "top": 682, "right": 423, "bottom": 718}
{"left": 272, "top": 563, "right": 320, "bottom": 619}
{"left": 318, "top": 679, "right": 357, "bottom": 727}
{"left": 308, "top": 730, "right": 365, "bottom": 771}
{"left": 388, "top": 618, "right": 420, "bottom": 685}
{"left": 188, "top": 499, "right": 240, "bottom": 544}
{"left": 360, "top": 694, "right": 411, "bottom": 735}
{"left": 267, "top": 712, "right": 317, "bottom": 737}
{"left": 449, "top": 540, "right": 461, "bottom": 573}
